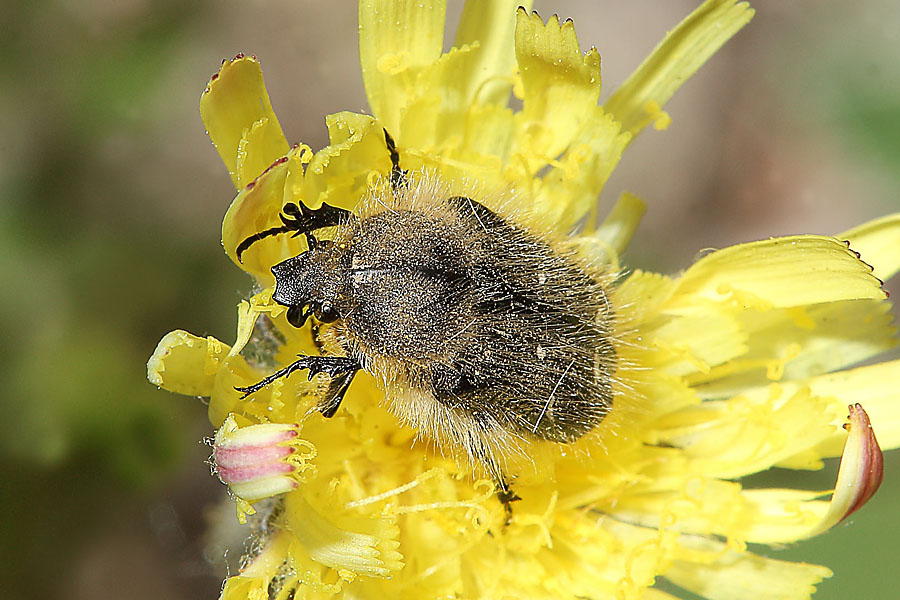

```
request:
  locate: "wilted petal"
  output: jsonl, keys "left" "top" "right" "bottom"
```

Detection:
{"left": 212, "top": 416, "right": 315, "bottom": 520}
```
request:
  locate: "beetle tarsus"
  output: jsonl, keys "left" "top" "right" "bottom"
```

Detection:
{"left": 496, "top": 478, "right": 521, "bottom": 525}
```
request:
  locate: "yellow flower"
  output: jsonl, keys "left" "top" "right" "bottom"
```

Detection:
{"left": 147, "top": 1, "right": 900, "bottom": 599}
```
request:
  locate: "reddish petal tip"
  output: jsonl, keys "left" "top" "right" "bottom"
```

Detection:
{"left": 839, "top": 404, "right": 884, "bottom": 521}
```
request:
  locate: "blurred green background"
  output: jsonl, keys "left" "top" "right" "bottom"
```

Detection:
{"left": 1, "top": 1, "right": 897, "bottom": 599}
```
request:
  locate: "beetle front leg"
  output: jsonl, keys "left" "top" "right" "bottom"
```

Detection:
{"left": 235, "top": 354, "right": 361, "bottom": 415}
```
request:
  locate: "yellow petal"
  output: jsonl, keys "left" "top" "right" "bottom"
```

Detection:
{"left": 691, "top": 298, "right": 897, "bottom": 397}
{"left": 454, "top": 0, "right": 532, "bottom": 106}
{"left": 604, "top": 0, "right": 754, "bottom": 137}
{"left": 614, "top": 269, "right": 678, "bottom": 325}
{"left": 223, "top": 531, "right": 292, "bottom": 597}
{"left": 460, "top": 102, "right": 514, "bottom": 177}
{"left": 401, "top": 43, "right": 479, "bottom": 150}
{"left": 665, "top": 536, "right": 831, "bottom": 600}
{"left": 147, "top": 330, "right": 230, "bottom": 396}
{"left": 643, "top": 591, "right": 683, "bottom": 600}
{"left": 543, "top": 514, "right": 674, "bottom": 599}
{"left": 221, "top": 146, "right": 309, "bottom": 282}
{"left": 839, "top": 213, "right": 900, "bottom": 282}
{"left": 219, "top": 576, "right": 268, "bottom": 600}
{"left": 513, "top": 9, "right": 602, "bottom": 165}
{"left": 667, "top": 236, "right": 886, "bottom": 312}
{"left": 805, "top": 359, "right": 900, "bottom": 454}
{"left": 302, "top": 112, "right": 391, "bottom": 210}
{"left": 689, "top": 359, "right": 900, "bottom": 471}
{"left": 284, "top": 492, "right": 403, "bottom": 578}
{"left": 208, "top": 300, "right": 284, "bottom": 428}
{"left": 200, "top": 54, "right": 289, "bottom": 189}
{"left": 739, "top": 489, "right": 829, "bottom": 544}
{"left": 562, "top": 193, "right": 646, "bottom": 272}
{"left": 358, "top": 0, "right": 446, "bottom": 137}
{"left": 652, "top": 384, "right": 838, "bottom": 479}
{"left": 609, "top": 478, "right": 831, "bottom": 546}
{"left": 651, "top": 307, "right": 747, "bottom": 377}
{"left": 592, "top": 192, "right": 646, "bottom": 259}
{"left": 602, "top": 475, "right": 830, "bottom": 546}
{"left": 532, "top": 105, "right": 631, "bottom": 228}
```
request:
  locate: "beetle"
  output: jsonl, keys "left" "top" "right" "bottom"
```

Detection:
{"left": 235, "top": 131, "right": 617, "bottom": 516}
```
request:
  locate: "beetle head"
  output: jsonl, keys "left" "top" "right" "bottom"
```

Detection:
{"left": 271, "top": 240, "right": 348, "bottom": 328}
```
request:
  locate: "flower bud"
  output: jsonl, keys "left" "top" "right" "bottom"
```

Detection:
{"left": 212, "top": 416, "right": 315, "bottom": 520}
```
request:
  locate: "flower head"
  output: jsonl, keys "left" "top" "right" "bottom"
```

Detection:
{"left": 148, "top": 1, "right": 900, "bottom": 599}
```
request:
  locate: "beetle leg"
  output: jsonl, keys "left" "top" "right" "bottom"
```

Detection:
{"left": 235, "top": 224, "right": 294, "bottom": 262}
{"left": 383, "top": 129, "right": 408, "bottom": 192}
{"left": 319, "top": 370, "right": 357, "bottom": 418}
{"left": 234, "top": 354, "right": 361, "bottom": 416}
{"left": 467, "top": 427, "right": 522, "bottom": 525}
{"left": 302, "top": 355, "right": 360, "bottom": 380}
{"left": 496, "top": 476, "right": 522, "bottom": 525}
{"left": 236, "top": 201, "right": 353, "bottom": 262}
{"left": 282, "top": 202, "right": 352, "bottom": 236}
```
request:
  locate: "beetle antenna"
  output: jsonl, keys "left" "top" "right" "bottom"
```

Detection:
{"left": 236, "top": 225, "right": 295, "bottom": 263}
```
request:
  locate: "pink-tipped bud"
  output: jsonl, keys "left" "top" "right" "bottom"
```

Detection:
{"left": 212, "top": 416, "right": 313, "bottom": 507}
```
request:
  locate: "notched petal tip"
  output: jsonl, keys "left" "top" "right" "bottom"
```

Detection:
{"left": 839, "top": 213, "right": 900, "bottom": 282}
{"left": 804, "top": 403, "right": 884, "bottom": 538}
{"left": 513, "top": 5, "right": 603, "bottom": 165}
{"left": 205, "top": 53, "right": 256, "bottom": 92}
